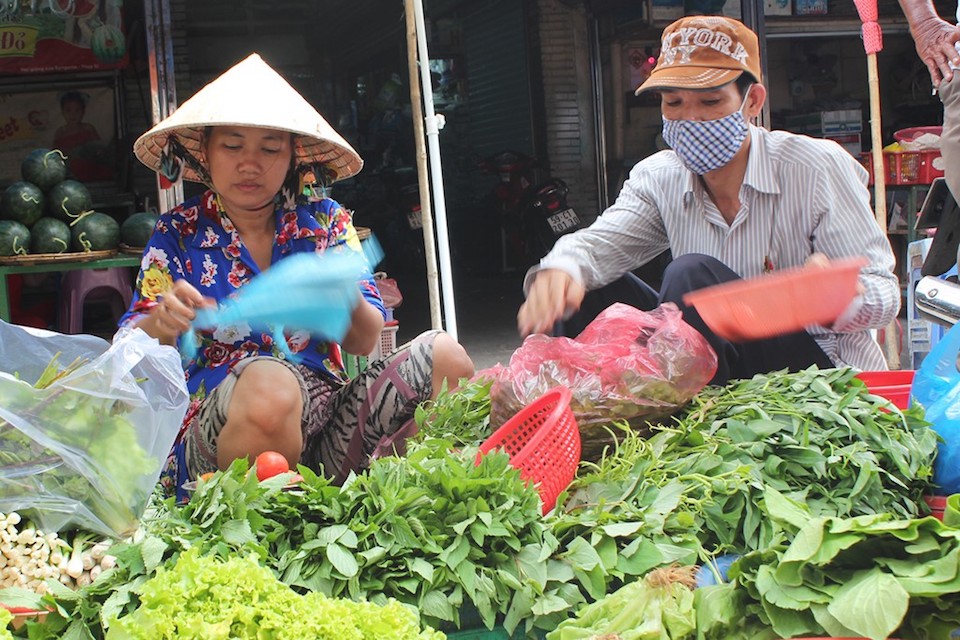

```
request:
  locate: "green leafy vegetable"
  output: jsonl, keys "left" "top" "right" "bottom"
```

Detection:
{"left": 0, "top": 353, "right": 159, "bottom": 537}
{"left": 0, "top": 607, "right": 12, "bottom": 640}
{"left": 546, "top": 567, "right": 698, "bottom": 640}
{"left": 104, "top": 548, "right": 444, "bottom": 639}
{"left": 413, "top": 376, "right": 494, "bottom": 446}
{"left": 730, "top": 488, "right": 960, "bottom": 640}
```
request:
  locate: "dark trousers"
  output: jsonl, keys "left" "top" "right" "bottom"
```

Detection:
{"left": 554, "top": 254, "right": 833, "bottom": 386}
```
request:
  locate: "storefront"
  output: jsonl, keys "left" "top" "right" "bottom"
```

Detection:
{"left": 0, "top": 0, "right": 952, "bottom": 328}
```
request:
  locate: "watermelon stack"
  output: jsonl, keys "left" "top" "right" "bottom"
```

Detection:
{"left": 0, "top": 148, "right": 121, "bottom": 257}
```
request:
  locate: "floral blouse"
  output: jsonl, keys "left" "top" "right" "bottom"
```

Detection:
{"left": 119, "top": 190, "right": 383, "bottom": 496}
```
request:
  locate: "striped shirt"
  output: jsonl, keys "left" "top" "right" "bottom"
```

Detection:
{"left": 535, "top": 124, "right": 900, "bottom": 371}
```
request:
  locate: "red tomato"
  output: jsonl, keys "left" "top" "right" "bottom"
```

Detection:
{"left": 254, "top": 451, "right": 290, "bottom": 481}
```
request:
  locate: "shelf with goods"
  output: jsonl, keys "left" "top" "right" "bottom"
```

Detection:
{"left": 859, "top": 151, "right": 939, "bottom": 299}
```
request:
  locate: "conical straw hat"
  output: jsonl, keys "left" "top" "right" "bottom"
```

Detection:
{"left": 133, "top": 53, "right": 363, "bottom": 184}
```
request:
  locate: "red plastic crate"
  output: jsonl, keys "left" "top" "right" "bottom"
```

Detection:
{"left": 855, "top": 370, "right": 915, "bottom": 409}
{"left": 859, "top": 150, "right": 944, "bottom": 186}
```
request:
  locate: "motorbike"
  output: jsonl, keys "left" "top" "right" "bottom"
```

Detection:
{"left": 519, "top": 177, "right": 584, "bottom": 263}
{"left": 450, "top": 150, "right": 584, "bottom": 276}
{"left": 476, "top": 150, "right": 540, "bottom": 274}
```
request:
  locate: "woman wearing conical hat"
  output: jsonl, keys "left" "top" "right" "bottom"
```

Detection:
{"left": 120, "top": 54, "right": 474, "bottom": 500}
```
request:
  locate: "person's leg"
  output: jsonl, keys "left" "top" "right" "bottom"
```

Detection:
{"left": 939, "top": 73, "right": 960, "bottom": 203}
{"left": 658, "top": 253, "right": 833, "bottom": 385}
{"left": 182, "top": 356, "right": 310, "bottom": 479}
{"left": 303, "top": 330, "right": 461, "bottom": 483}
{"left": 430, "top": 332, "right": 476, "bottom": 397}
{"left": 552, "top": 272, "right": 660, "bottom": 338}
{"left": 215, "top": 359, "right": 304, "bottom": 470}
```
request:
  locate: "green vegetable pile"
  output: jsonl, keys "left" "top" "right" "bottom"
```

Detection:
{"left": 0, "top": 607, "right": 12, "bottom": 640}
{"left": 0, "top": 354, "right": 158, "bottom": 538}
{"left": 413, "top": 377, "right": 494, "bottom": 446}
{"left": 571, "top": 367, "right": 937, "bottom": 555}
{"left": 677, "top": 367, "right": 937, "bottom": 551}
{"left": 2, "top": 366, "right": 949, "bottom": 640}
{"left": 546, "top": 566, "right": 698, "bottom": 640}
{"left": 709, "top": 487, "right": 960, "bottom": 640}
{"left": 103, "top": 548, "right": 443, "bottom": 639}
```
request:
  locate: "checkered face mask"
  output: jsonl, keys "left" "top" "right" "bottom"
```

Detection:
{"left": 661, "top": 89, "right": 750, "bottom": 175}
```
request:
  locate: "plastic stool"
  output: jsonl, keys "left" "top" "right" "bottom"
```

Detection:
{"left": 58, "top": 267, "right": 134, "bottom": 334}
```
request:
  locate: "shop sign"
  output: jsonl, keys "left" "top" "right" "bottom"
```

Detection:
{"left": 0, "top": 25, "right": 39, "bottom": 59}
{"left": 0, "top": 84, "right": 117, "bottom": 185}
{"left": 0, "top": 1, "right": 127, "bottom": 75}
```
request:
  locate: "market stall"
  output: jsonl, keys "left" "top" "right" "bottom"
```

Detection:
{"left": 3, "top": 296, "right": 960, "bottom": 638}
{"left": 0, "top": 2, "right": 142, "bottom": 334}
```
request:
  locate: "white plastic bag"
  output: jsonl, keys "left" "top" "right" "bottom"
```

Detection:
{"left": 0, "top": 321, "right": 188, "bottom": 538}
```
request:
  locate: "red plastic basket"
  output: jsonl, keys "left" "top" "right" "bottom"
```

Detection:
{"left": 859, "top": 150, "right": 944, "bottom": 185}
{"left": 477, "top": 387, "right": 581, "bottom": 514}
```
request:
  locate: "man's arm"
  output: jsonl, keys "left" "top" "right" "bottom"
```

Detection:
{"left": 898, "top": 0, "right": 960, "bottom": 86}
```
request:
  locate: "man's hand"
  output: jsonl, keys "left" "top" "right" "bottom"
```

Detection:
{"left": 911, "top": 15, "right": 960, "bottom": 87}
{"left": 517, "top": 269, "right": 585, "bottom": 337}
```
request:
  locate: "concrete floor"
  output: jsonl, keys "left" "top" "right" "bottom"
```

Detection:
{"left": 391, "top": 270, "right": 527, "bottom": 373}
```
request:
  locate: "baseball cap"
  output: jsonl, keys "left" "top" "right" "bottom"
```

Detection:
{"left": 636, "top": 16, "right": 762, "bottom": 94}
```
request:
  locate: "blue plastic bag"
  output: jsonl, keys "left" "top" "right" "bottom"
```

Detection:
{"left": 911, "top": 321, "right": 960, "bottom": 494}
{"left": 180, "top": 250, "right": 376, "bottom": 363}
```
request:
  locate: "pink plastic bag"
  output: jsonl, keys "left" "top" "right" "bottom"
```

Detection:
{"left": 488, "top": 303, "right": 717, "bottom": 460}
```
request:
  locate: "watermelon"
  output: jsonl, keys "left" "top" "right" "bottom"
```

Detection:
{"left": 0, "top": 220, "right": 30, "bottom": 257}
{"left": 21, "top": 148, "right": 68, "bottom": 191}
{"left": 120, "top": 211, "right": 159, "bottom": 247}
{"left": 71, "top": 211, "right": 119, "bottom": 252}
{"left": 47, "top": 179, "right": 92, "bottom": 222}
{"left": 1, "top": 181, "right": 45, "bottom": 227}
{"left": 91, "top": 24, "right": 126, "bottom": 64}
{"left": 30, "top": 217, "right": 71, "bottom": 254}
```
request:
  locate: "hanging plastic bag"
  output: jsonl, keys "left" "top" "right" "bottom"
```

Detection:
{"left": 0, "top": 321, "right": 188, "bottom": 538}
{"left": 911, "top": 321, "right": 960, "bottom": 494}
{"left": 486, "top": 303, "right": 717, "bottom": 461}
{"left": 375, "top": 272, "right": 403, "bottom": 309}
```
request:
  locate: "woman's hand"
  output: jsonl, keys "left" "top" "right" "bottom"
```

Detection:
{"left": 136, "top": 280, "right": 212, "bottom": 346}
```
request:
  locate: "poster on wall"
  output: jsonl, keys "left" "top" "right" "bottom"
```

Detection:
{"left": 0, "top": 0, "right": 127, "bottom": 75}
{"left": 0, "top": 84, "right": 116, "bottom": 186}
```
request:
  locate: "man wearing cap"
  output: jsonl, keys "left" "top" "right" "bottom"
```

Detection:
{"left": 517, "top": 15, "right": 900, "bottom": 385}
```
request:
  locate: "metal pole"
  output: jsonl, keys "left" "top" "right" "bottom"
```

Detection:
{"left": 403, "top": 0, "right": 443, "bottom": 331}
{"left": 740, "top": 0, "right": 770, "bottom": 128}
{"left": 143, "top": 0, "right": 182, "bottom": 212}
{"left": 412, "top": 0, "right": 459, "bottom": 340}
{"left": 589, "top": 15, "right": 609, "bottom": 212}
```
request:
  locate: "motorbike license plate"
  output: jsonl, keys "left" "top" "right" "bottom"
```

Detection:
{"left": 546, "top": 208, "right": 581, "bottom": 234}
{"left": 407, "top": 210, "right": 423, "bottom": 230}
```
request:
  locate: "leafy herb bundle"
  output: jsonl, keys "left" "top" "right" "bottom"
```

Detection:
{"left": 413, "top": 376, "right": 494, "bottom": 446}
{"left": 0, "top": 354, "right": 157, "bottom": 538}
{"left": 573, "top": 367, "right": 937, "bottom": 555}
{"left": 725, "top": 487, "right": 960, "bottom": 640}
{"left": 38, "top": 443, "right": 558, "bottom": 637}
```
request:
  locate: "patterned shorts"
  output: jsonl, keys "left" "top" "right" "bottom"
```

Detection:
{"left": 182, "top": 330, "right": 441, "bottom": 483}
